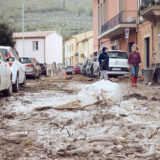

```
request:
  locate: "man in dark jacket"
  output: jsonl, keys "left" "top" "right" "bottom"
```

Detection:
{"left": 98, "top": 47, "right": 109, "bottom": 80}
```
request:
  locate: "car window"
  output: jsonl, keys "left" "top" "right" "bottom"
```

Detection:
{"left": 1, "top": 49, "right": 9, "bottom": 58}
{"left": 67, "top": 66, "right": 73, "bottom": 69}
{"left": 11, "top": 48, "right": 19, "bottom": 60}
{"left": 108, "top": 52, "right": 128, "bottom": 59}
{"left": 0, "top": 50, "right": 5, "bottom": 61}
{"left": 21, "top": 58, "right": 32, "bottom": 64}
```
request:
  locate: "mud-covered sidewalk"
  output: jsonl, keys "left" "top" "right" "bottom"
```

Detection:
{"left": 0, "top": 75, "right": 160, "bottom": 160}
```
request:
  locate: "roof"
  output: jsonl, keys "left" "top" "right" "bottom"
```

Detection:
{"left": 0, "top": 46, "right": 11, "bottom": 49}
{"left": 13, "top": 31, "right": 56, "bottom": 39}
{"left": 65, "top": 30, "right": 93, "bottom": 43}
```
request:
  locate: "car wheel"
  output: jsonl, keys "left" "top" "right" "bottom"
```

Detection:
{"left": 13, "top": 75, "right": 19, "bottom": 92}
{"left": 98, "top": 70, "right": 101, "bottom": 78}
{"left": 3, "top": 78, "right": 13, "bottom": 96}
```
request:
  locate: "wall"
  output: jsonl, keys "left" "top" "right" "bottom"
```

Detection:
{"left": 15, "top": 38, "right": 45, "bottom": 63}
{"left": 107, "top": 0, "right": 119, "bottom": 21}
{"left": 138, "top": 21, "right": 153, "bottom": 68}
{"left": 64, "top": 40, "right": 71, "bottom": 66}
{"left": 45, "top": 33, "right": 63, "bottom": 64}
{"left": 93, "top": 0, "right": 99, "bottom": 52}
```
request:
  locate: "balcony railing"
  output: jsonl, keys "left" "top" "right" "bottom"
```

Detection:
{"left": 101, "top": 10, "right": 137, "bottom": 34}
{"left": 140, "top": 0, "right": 160, "bottom": 10}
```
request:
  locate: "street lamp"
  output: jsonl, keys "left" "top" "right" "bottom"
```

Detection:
{"left": 22, "top": 0, "right": 25, "bottom": 57}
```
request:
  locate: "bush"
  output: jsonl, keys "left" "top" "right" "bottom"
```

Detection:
{"left": 0, "top": 23, "right": 15, "bottom": 47}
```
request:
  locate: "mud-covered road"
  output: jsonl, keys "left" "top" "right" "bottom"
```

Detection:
{"left": 0, "top": 75, "right": 160, "bottom": 160}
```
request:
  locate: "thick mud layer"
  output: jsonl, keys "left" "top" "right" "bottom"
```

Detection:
{"left": 0, "top": 75, "right": 160, "bottom": 160}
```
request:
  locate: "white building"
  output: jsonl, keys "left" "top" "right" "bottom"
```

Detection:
{"left": 13, "top": 31, "right": 63, "bottom": 64}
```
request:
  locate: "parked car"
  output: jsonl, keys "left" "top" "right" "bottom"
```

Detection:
{"left": 86, "top": 58, "right": 97, "bottom": 77}
{"left": 73, "top": 63, "right": 82, "bottom": 74}
{"left": 107, "top": 50, "right": 129, "bottom": 76}
{"left": 62, "top": 65, "right": 67, "bottom": 70}
{"left": 0, "top": 49, "right": 12, "bottom": 96}
{"left": 93, "top": 57, "right": 100, "bottom": 78}
{"left": 66, "top": 66, "right": 74, "bottom": 75}
{"left": 94, "top": 50, "right": 129, "bottom": 77}
{"left": 0, "top": 46, "right": 26, "bottom": 92}
{"left": 20, "top": 57, "right": 41, "bottom": 79}
{"left": 80, "top": 59, "right": 90, "bottom": 75}
{"left": 37, "top": 63, "right": 47, "bottom": 75}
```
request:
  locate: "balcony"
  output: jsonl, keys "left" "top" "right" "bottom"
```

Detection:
{"left": 140, "top": 0, "right": 160, "bottom": 21}
{"left": 99, "top": 11, "right": 137, "bottom": 39}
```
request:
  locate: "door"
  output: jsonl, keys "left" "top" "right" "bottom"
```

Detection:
{"left": 11, "top": 48, "right": 25, "bottom": 83}
{"left": 0, "top": 50, "right": 7, "bottom": 90}
{"left": 145, "top": 37, "right": 150, "bottom": 68}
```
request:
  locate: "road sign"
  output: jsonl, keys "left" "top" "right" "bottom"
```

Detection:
{"left": 125, "top": 28, "right": 129, "bottom": 39}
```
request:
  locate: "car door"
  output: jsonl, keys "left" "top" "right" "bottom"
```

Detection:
{"left": 0, "top": 50, "right": 7, "bottom": 90}
{"left": 11, "top": 48, "right": 25, "bottom": 83}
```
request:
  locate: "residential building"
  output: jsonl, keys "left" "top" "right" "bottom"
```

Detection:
{"left": 13, "top": 31, "right": 63, "bottom": 64}
{"left": 93, "top": 0, "right": 138, "bottom": 52}
{"left": 64, "top": 31, "right": 93, "bottom": 66}
{"left": 138, "top": 0, "right": 160, "bottom": 68}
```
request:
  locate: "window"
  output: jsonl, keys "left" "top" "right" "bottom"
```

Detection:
{"left": 33, "top": 41, "right": 38, "bottom": 51}
{"left": 20, "top": 58, "right": 31, "bottom": 64}
{"left": 1, "top": 49, "right": 9, "bottom": 58}
{"left": 108, "top": 51, "right": 128, "bottom": 59}
{"left": 0, "top": 50, "right": 5, "bottom": 61}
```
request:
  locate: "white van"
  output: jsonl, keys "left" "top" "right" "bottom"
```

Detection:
{"left": 107, "top": 50, "right": 129, "bottom": 75}
{"left": 0, "top": 46, "right": 26, "bottom": 92}
{"left": 93, "top": 50, "right": 129, "bottom": 77}
{"left": 0, "top": 49, "right": 12, "bottom": 96}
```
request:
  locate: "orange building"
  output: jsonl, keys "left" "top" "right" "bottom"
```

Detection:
{"left": 138, "top": 0, "right": 160, "bottom": 68}
{"left": 93, "top": 0, "right": 138, "bottom": 54}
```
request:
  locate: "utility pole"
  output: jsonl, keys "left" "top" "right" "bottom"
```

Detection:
{"left": 22, "top": 0, "right": 25, "bottom": 57}
{"left": 63, "top": 0, "right": 66, "bottom": 11}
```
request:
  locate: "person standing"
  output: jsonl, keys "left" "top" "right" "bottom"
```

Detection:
{"left": 98, "top": 47, "right": 109, "bottom": 80}
{"left": 128, "top": 44, "right": 141, "bottom": 87}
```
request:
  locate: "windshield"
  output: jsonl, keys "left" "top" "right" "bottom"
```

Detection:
{"left": 108, "top": 52, "right": 128, "bottom": 59}
{"left": 76, "top": 63, "right": 82, "bottom": 67}
{"left": 67, "top": 66, "right": 73, "bottom": 69}
{"left": 21, "top": 58, "right": 32, "bottom": 64}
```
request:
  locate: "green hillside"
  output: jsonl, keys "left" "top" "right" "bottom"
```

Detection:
{"left": 0, "top": 0, "right": 93, "bottom": 39}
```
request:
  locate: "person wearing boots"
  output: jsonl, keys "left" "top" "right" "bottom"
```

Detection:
{"left": 128, "top": 44, "right": 141, "bottom": 87}
{"left": 98, "top": 47, "right": 109, "bottom": 80}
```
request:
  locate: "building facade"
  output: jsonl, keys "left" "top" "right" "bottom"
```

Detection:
{"left": 93, "top": 0, "right": 138, "bottom": 53}
{"left": 64, "top": 31, "right": 93, "bottom": 66}
{"left": 13, "top": 31, "right": 63, "bottom": 64}
{"left": 138, "top": 0, "right": 160, "bottom": 68}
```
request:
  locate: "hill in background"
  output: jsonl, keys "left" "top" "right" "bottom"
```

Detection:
{"left": 0, "top": 0, "right": 93, "bottom": 39}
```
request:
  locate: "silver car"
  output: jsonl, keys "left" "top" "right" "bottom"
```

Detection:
{"left": 20, "top": 57, "right": 41, "bottom": 79}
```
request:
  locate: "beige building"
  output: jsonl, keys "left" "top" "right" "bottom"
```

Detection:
{"left": 64, "top": 31, "right": 93, "bottom": 66}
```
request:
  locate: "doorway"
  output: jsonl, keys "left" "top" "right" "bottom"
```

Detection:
{"left": 129, "top": 42, "right": 135, "bottom": 52}
{"left": 145, "top": 37, "right": 150, "bottom": 68}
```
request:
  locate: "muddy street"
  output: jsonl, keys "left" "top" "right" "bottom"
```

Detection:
{"left": 0, "top": 75, "right": 160, "bottom": 160}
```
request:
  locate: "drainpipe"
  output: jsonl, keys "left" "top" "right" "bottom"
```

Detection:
{"left": 151, "top": 23, "right": 154, "bottom": 55}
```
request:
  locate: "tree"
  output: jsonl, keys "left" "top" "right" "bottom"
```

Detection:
{"left": 0, "top": 23, "right": 15, "bottom": 48}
